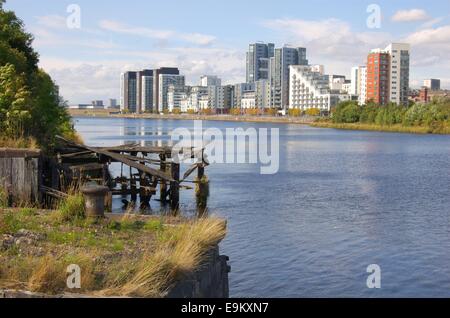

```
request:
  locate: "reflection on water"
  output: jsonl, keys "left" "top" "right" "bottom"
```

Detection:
{"left": 74, "top": 117, "right": 450, "bottom": 298}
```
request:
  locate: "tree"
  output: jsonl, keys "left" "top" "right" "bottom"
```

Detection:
{"left": 0, "top": 1, "right": 74, "bottom": 150}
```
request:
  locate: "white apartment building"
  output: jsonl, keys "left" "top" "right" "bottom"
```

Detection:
{"left": 241, "top": 91, "right": 257, "bottom": 109}
{"left": 168, "top": 85, "right": 189, "bottom": 113}
{"left": 289, "top": 65, "right": 344, "bottom": 112}
{"left": 350, "top": 66, "right": 368, "bottom": 105}
{"left": 384, "top": 43, "right": 410, "bottom": 106}
{"left": 180, "top": 86, "right": 208, "bottom": 113}
{"left": 158, "top": 74, "right": 185, "bottom": 112}
{"left": 199, "top": 95, "right": 210, "bottom": 110}
{"left": 358, "top": 66, "right": 367, "bottom": 106}
{"left": 350, "top": 67, "right": 359, "bottom": 95}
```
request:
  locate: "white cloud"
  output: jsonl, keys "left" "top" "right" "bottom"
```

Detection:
{"left": 391, "top": 9, "right": 429, "bottom": 22}
{"left": 263, "top": 18, "right": 392, "bottom": 74}
{"left": 35, "top": 15, "right": 67, "bottom": 29}
{"left": 39, "top": 46, "right": 245, "bottom": 104}
{"left": 404, "top": 25, "right": 450, "bottom": 45}
{"left": 420, "top": 17, "right": 445, "bottom": 29}
{"left": 99, "top": 20, "right": 216, "bottom": 46}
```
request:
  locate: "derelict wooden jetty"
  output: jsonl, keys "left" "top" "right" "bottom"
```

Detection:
{"left": 41, "top": 136, "right": 209, "bottom": 212}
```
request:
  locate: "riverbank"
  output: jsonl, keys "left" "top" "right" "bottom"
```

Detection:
{"left": 311, "top": 121, "right": 450, "bottom": 135}
{"left": 68, "top": 109, "right": 316, "bottom": 125}
{"left": 0, "top": 200, "right": 228, "bottom": 298}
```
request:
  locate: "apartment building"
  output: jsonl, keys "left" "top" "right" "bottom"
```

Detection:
{"left": 270, "top": 46, "right": 308, "bottom": 109}
{"left": 158, "top": 73, "right": 185, "bottom": 112}
{"left": 289, "top": 65, "right": 344, "bottom": 112}
{"left": 120, "top": 71, "right": 137, "bottom": 113}
{"left": 246, "top": 42, "right": 275, "bottom": 83}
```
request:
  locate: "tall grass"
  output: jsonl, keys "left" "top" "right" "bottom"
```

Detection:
{"left": 53, "top": 192, "right": 85, "bottom": 223}
{"left": 0, "top": 186, "right": 8, "bottom": 208}
{"left": 0, "top": 136, "right": 38, "bottom": 149}
{"left": 101, "top": 217, "right": 227, "bottom": 298}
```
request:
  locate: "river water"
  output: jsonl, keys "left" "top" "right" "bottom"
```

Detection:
{"left": 74, "top": 117, "right": 450, "bottom": 298}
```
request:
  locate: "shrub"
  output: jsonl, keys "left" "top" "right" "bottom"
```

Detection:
{"left": 305, "top": 108, "right": 321, "bottom": 117}
{"left": 229, "top": 108, "right": 241, "bottom": 116}
{"left": 288, "top": 109, "right": 302, "bottom": 117}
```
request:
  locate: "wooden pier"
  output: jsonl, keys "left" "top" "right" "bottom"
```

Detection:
{"left": 37, "top": 136, "right": 210, "bottom": 212}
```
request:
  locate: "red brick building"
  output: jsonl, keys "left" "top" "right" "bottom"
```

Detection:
{"left": 366, "top": 51, "right": 390, "bottom": 105}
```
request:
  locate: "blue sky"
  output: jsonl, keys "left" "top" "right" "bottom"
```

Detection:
{"left": 5, "top": 0, "right": 450, "bottom": 104}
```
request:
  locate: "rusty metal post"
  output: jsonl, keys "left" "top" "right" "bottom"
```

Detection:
{"left": 81, "top": 185, "right": 109, "bottom": 218}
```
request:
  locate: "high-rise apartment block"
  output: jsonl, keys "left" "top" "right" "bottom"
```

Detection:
{"left": 246, "top": 42, "right": 275, "bottom": 83}
{"left": 121, "top": 67, "right": 182, "bottom": 113}
{"left": 270, "top": 46, "right": 308, "bottom": 109}
{"left": 366, "top": 50, "right": 390, "bottom": 105}
{"left": 120, "top": 71, "right": 137, "bottom": 113}
{"left": 365, "top": 43, "right": 410, "bottom": 106}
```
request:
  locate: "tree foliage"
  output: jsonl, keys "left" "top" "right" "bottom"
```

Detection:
{"left": 331, "top": 99, "right": 450, "bottom": 134}
{"left": 0, "top": 1, "right": 74, "bottom": 149}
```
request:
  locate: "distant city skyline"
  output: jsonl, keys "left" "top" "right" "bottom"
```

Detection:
{"left": 5, "top": 0, "right": 450, "bottom": 104}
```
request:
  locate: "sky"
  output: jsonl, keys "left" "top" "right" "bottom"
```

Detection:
{"left": 5, "top": 0, "right": 450, "bottom": 104}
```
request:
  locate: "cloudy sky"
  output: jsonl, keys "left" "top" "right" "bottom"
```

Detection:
{"left": 5, "top": 0, "right": 450, "bottom": 104}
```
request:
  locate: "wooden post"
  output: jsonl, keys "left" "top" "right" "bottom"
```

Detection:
{"left": 196, "top": 163, "right": 209, "bottom": 217}
{"left": 130, "top": 166, "right": 137, "bottom": 203}
{"left": 170, "top": 162, "right": 180, "bottom": 211}
{"left": 140, "top": 172, "right": 151, "bottom": 209}
{"left": 159, "top": 154, "right": 167, "bottom": 204}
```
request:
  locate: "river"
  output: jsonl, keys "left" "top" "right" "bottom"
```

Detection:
{"left": 74, "top": 117, "right": 450, "bottom": 298}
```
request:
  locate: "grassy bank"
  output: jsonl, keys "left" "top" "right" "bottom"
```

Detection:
{"left": 311, "top": 121, "right": 450, "bottom": 135}
{"left": 0, "top": 194, "right": 226, "bottom": 297}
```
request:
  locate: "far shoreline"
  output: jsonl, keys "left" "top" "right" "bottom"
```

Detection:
{"left": 68, "top": 109, "right": 450, "bottom": 135}
{"left": 68, "top": 109, "right": 316, "bottom": 125}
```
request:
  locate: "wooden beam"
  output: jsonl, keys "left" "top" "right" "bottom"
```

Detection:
{"left": 55, "top": 137, "right": 174, "bottom": 182}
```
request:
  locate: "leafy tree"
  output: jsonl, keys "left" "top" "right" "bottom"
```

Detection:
{"left": 0, "top": 1, "right": 74, "bottom": 150}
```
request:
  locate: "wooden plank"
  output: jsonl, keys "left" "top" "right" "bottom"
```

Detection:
{"left": 60, "top": 151, "right": 93, "bottom": 158}
{"left": 69, "top": 163, "right": 105, "bottom": 172}
{"left": 11, "top": 158, "right": 25, "bottom": 202}
{"left": 0, "top": 157, "right": 12, "bottom": 190}
{"left": 55, "top": 137, "right": 175, "bottom": 182}
{"left": 0, "top": 148, "right": 41, "bottom": 158}
{"left": 181, "top": 163, "right": 200, "bottom": 182}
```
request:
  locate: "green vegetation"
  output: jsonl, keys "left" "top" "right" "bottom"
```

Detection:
{"left": 55, "top": 192, "right": 85, "bottom": 223}
{"left": 0, "top": 1, "right": 75, "bottom": 150}
{"left": 0, "top": 186, "right": 8, "bottom": 208}
{"left": 0, "top": 192, "right": 227, "bottom": 297}
{"left": 314, "top": 99, "right": 450, "bottom": 134}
